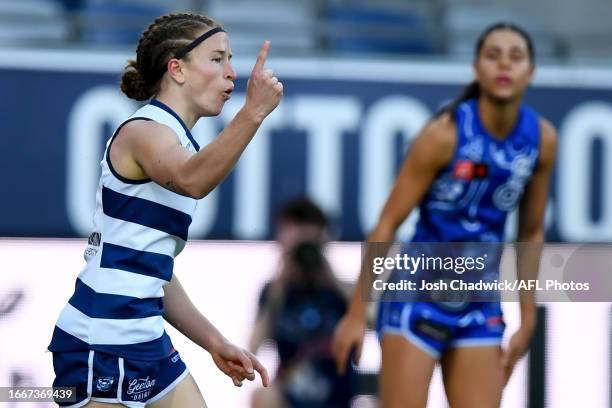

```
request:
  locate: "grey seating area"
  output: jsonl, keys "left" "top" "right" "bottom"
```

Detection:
{"left": 205, "top": 0, "right": 319, "bottom": 57}
{"left": 206, "top": 0, "right": 444, "bottom": 57}
{"left": 66, "top": 0, "right": 194, "bottom": 47}
{"left": 205, "top": 0, "right": 612, "bottom": 61}
{"left": 443, "top": 0, "right": 612, "bottom": 61}
{"left": 0, "top": 0, "right": 70, "bottom": 47}
{"left": 1, "top": 0, "right": 611, "bottom": 62}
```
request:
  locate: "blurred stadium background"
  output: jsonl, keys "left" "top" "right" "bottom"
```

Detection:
{"left": 0, "top": 0, "right": 611, "bottom": 407}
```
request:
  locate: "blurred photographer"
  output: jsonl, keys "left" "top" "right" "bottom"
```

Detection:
{"left": 249, "top": 198, "right": 356, "bottom": 408}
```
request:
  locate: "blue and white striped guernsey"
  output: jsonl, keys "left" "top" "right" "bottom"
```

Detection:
{"left": 49, "top": 99, "right": 201, "bottom": 361}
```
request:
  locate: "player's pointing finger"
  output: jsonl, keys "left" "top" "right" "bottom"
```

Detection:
{"left": 253, "top": 41, "right": 270, "bottom": 73}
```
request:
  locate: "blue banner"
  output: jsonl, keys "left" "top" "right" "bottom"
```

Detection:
{"left": 2, "top": 52, "right": 612, "bottom": 241}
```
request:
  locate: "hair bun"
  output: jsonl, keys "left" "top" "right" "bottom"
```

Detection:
{"left": 120, "top": 60, "right": 154, "bottom": 101}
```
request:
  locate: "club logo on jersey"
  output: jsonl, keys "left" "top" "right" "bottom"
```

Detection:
{"left": 453, "top": 160, "right": 488, "bottom": 181}
{"left": 126, "top": 376, "right": 156, "bottom": 401}
{"left": 96, "top": 376, "right": 114, "bottom": 392}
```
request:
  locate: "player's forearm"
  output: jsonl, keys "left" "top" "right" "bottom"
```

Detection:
{"left": 346, "top": 276, "right": 368, "bottom": 319}
{"left": 180, "top": 108, "right": 263, "bottom": 198}
{"left": 516, "top": 227, "right": 544, "bottom": 329}
{"left": 347, "top": 223, "right": 396, "bottom": 319}
{"left": 163, "top": 274, "right": 227, "bottom": 352}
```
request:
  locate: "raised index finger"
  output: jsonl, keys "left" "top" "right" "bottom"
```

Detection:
{"left": 253, "top": 41, "right": 270, "bottom": 73}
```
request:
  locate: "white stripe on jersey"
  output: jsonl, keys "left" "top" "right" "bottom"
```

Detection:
{"left": 56, "top": 303, "right": 166, "bottom": 346}
{"left": 101, "top": 214, "right": 185, "bottom": 258}
{"left": 79, "top": 264, "right": 166, "bottom": 299}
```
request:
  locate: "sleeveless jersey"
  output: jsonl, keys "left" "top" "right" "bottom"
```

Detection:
{"left": 49, "top": 99, "right": 201, "bottom": 360}
{"left": 413, "top": 98, "right": 541, "bottom": 243}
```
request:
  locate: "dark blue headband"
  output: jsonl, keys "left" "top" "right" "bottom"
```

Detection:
{"left": 174, "top": 26, "right": 226, "bottom": 59}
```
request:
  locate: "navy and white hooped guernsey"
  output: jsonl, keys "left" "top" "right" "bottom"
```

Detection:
{"left": 49, "top": 99, "right": 200, "bottom": 361}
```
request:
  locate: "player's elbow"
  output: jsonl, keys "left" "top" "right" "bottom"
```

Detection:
{"left": 181, "top": 182, "right": 212, "bottom": 199}
{"left": 179, "top": 175, "right": 217, "bottom": 199}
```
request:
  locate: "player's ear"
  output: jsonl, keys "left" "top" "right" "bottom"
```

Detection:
{"left": 167, "top": 58, "right": 186, "bottom": 85}
{"left": 472, "top": 60, "right": 482, "bottom": 85}
{"left": 527, "top": 65, "right": 536, "bottom": 85}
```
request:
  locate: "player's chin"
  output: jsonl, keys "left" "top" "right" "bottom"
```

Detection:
{"left": 212, "top": 103, "right": 224, "bottom": 116}
{"left": 203, "top": 101, "right": 224, "bottom": 117}
{"left": 215, "top": 95, "right": 231, "bottom": 113}
{"left": 486, "top": 88, "right": 522, "bottom": 104}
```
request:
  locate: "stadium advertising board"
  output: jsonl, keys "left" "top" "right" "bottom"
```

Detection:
{"left": 1, "top": 50, "right": 612, "bottom": 241}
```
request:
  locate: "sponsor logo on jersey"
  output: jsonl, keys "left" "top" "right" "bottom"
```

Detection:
{"left": 453, "top": 160, "right": 488, "bottom": 181}
{"left": 126, "top": 376, "right": 156, "bottom": 401}
{"left": 453, "top": 160, "right": 475, "bottom": 180}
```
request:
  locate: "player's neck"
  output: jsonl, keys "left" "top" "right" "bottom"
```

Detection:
{"left": 478, "top": 96, "right": 521, "bottom": 140}
{"left": 154, "top": 92, "right": 198, "bottom": 130}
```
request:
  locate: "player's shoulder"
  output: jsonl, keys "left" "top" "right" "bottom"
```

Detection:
{"left": 538, "top": 117, "right": 557, "bottom": 140}
{"left": 117, "top": 117, "right": 178, "bottom": 146}
{"left": 410, "top": 112, "right": 457, "bottom": 165}
{"left": 120, "top": 117, "right": 172, "bottom": 136}
{"left": 538, "top": 116, "right": 557, "bottom": 149}
{"left": 420, "top": 112, "right": 457, "bottom": 149}
{"left": 537, "top": 116, "right": 557, "bottom": 165}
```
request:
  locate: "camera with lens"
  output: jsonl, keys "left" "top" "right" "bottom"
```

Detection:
{"left": 290, "top": 241, "right": 325, "bottom": 288}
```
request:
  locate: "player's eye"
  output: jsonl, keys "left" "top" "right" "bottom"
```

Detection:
{"left": 483, "top": 50, "right": 499, "bottom": 60}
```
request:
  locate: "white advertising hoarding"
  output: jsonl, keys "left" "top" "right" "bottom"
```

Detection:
{"left": 0, "top": 240, "right": 608, "bottom": 407}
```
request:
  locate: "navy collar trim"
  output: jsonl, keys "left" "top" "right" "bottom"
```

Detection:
{"left": 150, "top": 99, "right": 201, "bottom": 151}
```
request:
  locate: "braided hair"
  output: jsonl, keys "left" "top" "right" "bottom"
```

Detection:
{"left": 120, "top": 13, "right": 222, "bottom": 101}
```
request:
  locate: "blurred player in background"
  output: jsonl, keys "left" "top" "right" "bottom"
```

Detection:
{"left": 48, "top": 13, "right": 282, "bottom": 407}
{"left": 333, "top": 22, "right": 556, "bottom": 407}
{"left": 250, "top": 198, "right": 356, "bottom": 408}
